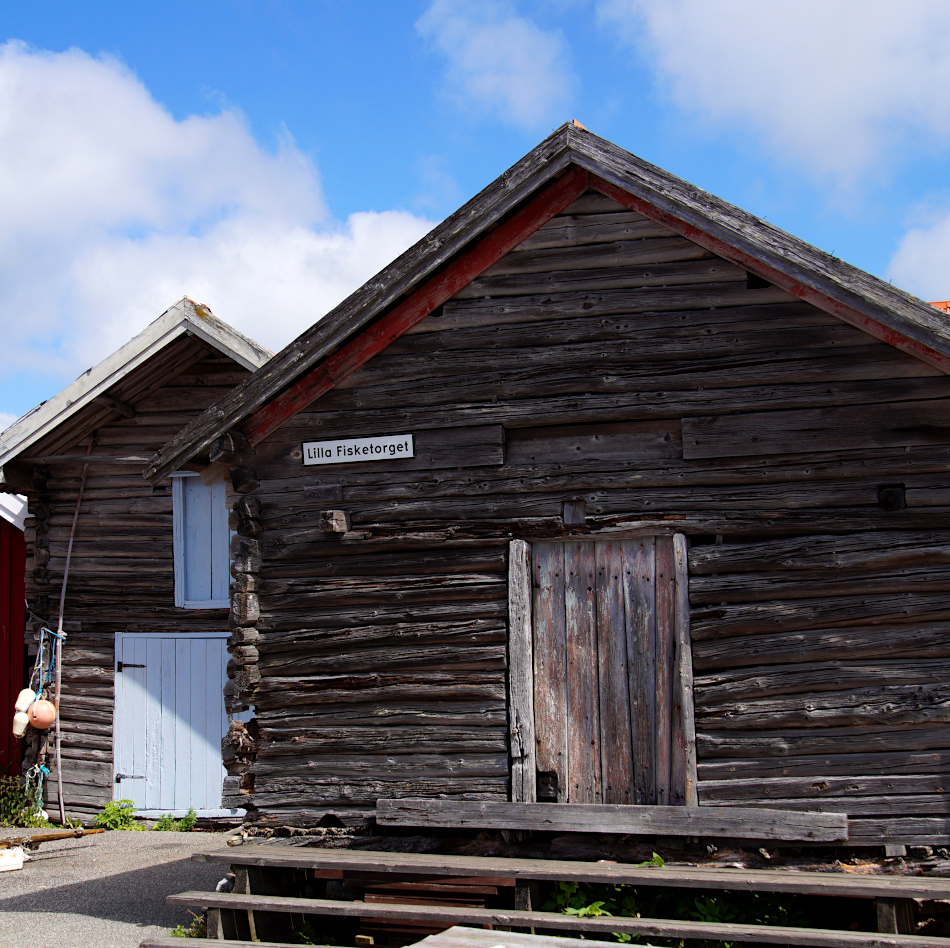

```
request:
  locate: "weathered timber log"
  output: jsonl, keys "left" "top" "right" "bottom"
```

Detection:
{"left": 256, "top": 644, "right": 507, "bottom": 677}
{"left": 230, "top": 467, "right": 260, "bottom": 494}
{"left": 376, "top": 798, "right": 848, "bottom": 842}
{"left": 230, "top": 592, "right": 260, "bottom": 628}
{"left": 255, "top": 728, "right": 506, "bottom": 756}
{"left": 698, "top": 749, "right": 950, "bottom": 780}
{"left": 254, "top": 700, "right": 507, "bottom": 727}
{"left": 692, "top": 622, "right": 950, "bottom": 671}
{"left": 229, "top": 646, "right": 260, "bottom": 666}
{"left": 259, "top": 618, "right": 505, "bottom": 653}
{"left": 689, "top": 531, "right": 950, "bottom": 574}
{"left": 694, "top": 682, "right": 950, "bottom": 729}
{"left": 690, "top": 593, "right": 950, "bottom": 640}
{"left": 683, "top": 399, "right": 950, "bottom": 460}
{"left": 694, "top": 660, "right": 950, "bottom": 703}
{"left": 690, "top": 565, "right": 950, "bottom": 604}
{"left": 696, "top": 725, "right": 950, "bottom": 758}
{"left": 230, "top": 536, "right": 262, "bottom": 574}
{"left": 250, "top": 752, "right": 509, "bottom": 778}
{"left": 228, "top": 627, "right": 260, "bottom": 647}
{"left": 209, "top": 429, "right": 254, "bottom": 464}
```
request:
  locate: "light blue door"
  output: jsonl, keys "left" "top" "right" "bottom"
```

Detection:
{"left": 113, "top": 632, "right": 230, "bottom": 814}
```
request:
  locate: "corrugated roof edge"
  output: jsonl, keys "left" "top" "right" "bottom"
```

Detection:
{"left": 144, "top": 122, "right": 950, "bottom": 484}
{"left": 0, "top": 298, "right": 271, "bottom": 468}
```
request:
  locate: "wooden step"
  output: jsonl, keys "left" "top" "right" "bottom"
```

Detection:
{"left": 139, "top": 925, "right": 653, "bottom": 948}
{"left": 193, "top": 845, "right": 950, "bottom": 900}
{"left": 376, "top": 799, "right": 849, "bottom": 841}
{"left": 140, "top": 940, "right": 291, "bottom": 948}
{"left": 165, "top": 890, "right": 950, "bottom": 948}
{"left": 411, "top": 928, "right": 661, "bottom": 948}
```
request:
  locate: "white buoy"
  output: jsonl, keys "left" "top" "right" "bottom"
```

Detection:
{"left": 12, "top": 711, "right": 29, "bottom": 737}
{"left": 14, "top": 689, "right": 35, "bottom": 713}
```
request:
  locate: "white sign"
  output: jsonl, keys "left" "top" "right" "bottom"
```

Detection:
{"left": 302, "top": 434, "right": 414, "bottom": 466}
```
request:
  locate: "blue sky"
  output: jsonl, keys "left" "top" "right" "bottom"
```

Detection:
{"left": 4, "top": 0, "right": 950, "bottom": 427}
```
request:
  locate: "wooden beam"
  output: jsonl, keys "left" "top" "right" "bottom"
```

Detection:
{"left": 0, "top": 462, "right": 35, "bottom": 493}
{"left": 243, "top": 166, "right": 591, "bottom": 445}
{"left": 165, "top": 891, "right": 946, "bottom": 948}
{"left": 673, "top": 533, "right": 698, "bottom": 806}
{"left": 209, "top": 429, "right": 254, "bottom": 465}
{"left": 192, "top": 845, "right": 950, "bottom": 899}
{"left": 508, "top": 539, "right": 536, "bottom": 803}
{"left": 376, "top": 799, "right": 848, "bottom": 842}
{"left": 92, "top": 394, "right": 135, "bottom": 418}
{"left": 588, "top": 173, "right": 950, "bottom": 376}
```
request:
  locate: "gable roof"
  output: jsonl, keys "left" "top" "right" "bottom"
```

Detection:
{"left": 145, "top": 123, "right": 950, "bottom": 484}
{"left": 0, "top": 298, "right": 270, "bottom": 470}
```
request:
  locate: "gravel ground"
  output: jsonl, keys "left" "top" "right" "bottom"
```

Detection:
{"left": 0, "top": 828, "right": 233, "bottom": 948}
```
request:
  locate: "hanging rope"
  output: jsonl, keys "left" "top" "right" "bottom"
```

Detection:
{"left": 49, "top": 436, "right": 93, "bottom": 825}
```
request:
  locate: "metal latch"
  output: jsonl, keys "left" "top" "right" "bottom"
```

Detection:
{"left": 115, "top": 773, "right": 144, "bottom": 782}
{"left": 116, "top": 662, "right": 145, "bottom": 672}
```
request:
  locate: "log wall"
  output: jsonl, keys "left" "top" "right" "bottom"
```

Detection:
{"left": 20, "top": 343, "right": 251, "bottom": 821}
{"left": 233, "top": 190, "right": 950, "bottom": 843}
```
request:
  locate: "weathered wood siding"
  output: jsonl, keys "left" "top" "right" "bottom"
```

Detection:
{"left": 237, "top": 191, "right": 950, "bottom": 842}
{"left": 21, "top": 343, "right": 250, "bottom": 820}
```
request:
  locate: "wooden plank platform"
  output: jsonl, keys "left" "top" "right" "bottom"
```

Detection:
{"left": 140, "top": 940, "right": 292, "bottom": 948}
{"left": 165, "top": 890, "right": 950, "bottom": 948}
{"left": 193, "top": 846, "right": 950, "bottom": 900}
{"left": 376, "top": 798, "right": 849, "bottom": 841}
{"left": 140, "top": 932, "right": 659, "bottom": 948}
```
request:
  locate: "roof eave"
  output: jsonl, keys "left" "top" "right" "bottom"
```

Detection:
{"left": 0, "top": 299, "right": 270, "bottom": 469}
{"left": 144, "top": 124, "right": 580, "bottom": 483}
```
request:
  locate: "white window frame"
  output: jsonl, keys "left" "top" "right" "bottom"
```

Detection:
{"left": 172, "top": 471, "right": 230, "bottom": 609}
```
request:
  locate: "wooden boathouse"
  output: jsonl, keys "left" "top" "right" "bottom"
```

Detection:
{"left": 140, "top": 122, "right": 950, "bottom": 848}
{"left": 0, "top": 299, "right": 270, "bottom": 821}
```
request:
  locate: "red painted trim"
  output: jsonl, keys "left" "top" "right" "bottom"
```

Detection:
{"left": 589, "top": 173, "right": 950, "bottom": 375}
{"left": 245, "top": 167, "right": 591, "bottom": 445}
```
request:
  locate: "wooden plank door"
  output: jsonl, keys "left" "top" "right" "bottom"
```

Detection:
{"left": 113, "top": 632, "right": 231, "bottom": 813}
{"left": 509, "top": 536, "right": 696, "bottom": 806}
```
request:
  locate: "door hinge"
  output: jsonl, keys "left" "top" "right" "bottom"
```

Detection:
{"left": 116, "top": 662, "right": 146, "bottom": 672}
{"left": 115, "top": 773, "right": 145, "bottom": 782}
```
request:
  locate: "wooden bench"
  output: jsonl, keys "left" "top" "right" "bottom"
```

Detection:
{"left": 160, "top": 845, "right": 950, "bottom": 946}
{"left": 164, "top": 888, "right": 950, "bottom": 948}
{"left": 139, "top": 925, "right": 662, "bottom": 948}
{"left": 376, "top": 798, "right": 850, "bottom": 842}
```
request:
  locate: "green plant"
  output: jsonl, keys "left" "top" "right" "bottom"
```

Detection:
{"left": 95, "top": 799, "right": 144, "bottom": 831}
{"left": 0, "top": 773, "right": 50, "bottom": 828}
{"left": 154, "top": 807, "right": 198, "bottom": 832}
{"left": 292, "top": 919, "right": 336, "bottom": 945}
{"left": 540, "top": 853, "right": 810, "bottom": 948}
{"left": 170, "top": 911, "right": 206, "bottom": 938}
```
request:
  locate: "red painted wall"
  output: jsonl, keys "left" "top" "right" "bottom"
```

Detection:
{"left": 0, "top": 519, "right": 26, "bottom": 773}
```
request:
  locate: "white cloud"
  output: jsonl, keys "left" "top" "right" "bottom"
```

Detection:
{"left": 0, "top": 41, "right": 433, "bottom": 398}
{"left": 598, "top": 0, "right": 950, "bottom": 180}
{"left": 888, "top": 207, "right": 950, "bottom": 302}
{"left": 416, "top": 0, "right": 574, "bottom": 129}
{"left": 0, "top": 412, "right": 18, "bottom": 433}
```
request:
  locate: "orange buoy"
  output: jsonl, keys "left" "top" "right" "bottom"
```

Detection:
{"left": 27, "top": 699, "right": 57, "bottom": 730}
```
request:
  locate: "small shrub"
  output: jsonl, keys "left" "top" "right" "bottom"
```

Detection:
{"left": 0, "top": 773, "right": 50, "bottom": 828}
{"left": 95, "top": 799, "right": 144, "bottom": 831}
{"left": 170, "top": 911, "right": 206, "bottom": 938}
{"left": 154, "top": 807, "right": 198, "bottom": 832}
